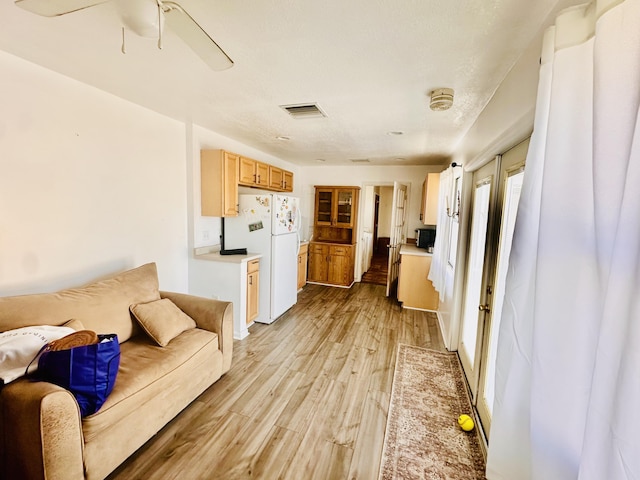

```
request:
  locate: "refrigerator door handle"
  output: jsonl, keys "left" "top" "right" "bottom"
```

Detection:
{"left": 296, "top": 230, "right": 301, "bottom": 256}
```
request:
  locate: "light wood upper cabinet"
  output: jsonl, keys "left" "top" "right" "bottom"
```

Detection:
{"left": 208, "top": 149, "right": 293, "bottom": 195}
{"left": 420, "top": 172, "right": 440, "bottom": 225}
{"left": 238, "top": 156, "right": 255, "bottom": 185}
{"left": 256, "top": 162, "right": 269, "bottom": 188}
{"left": 269, "top": 166, "right": 283, "bottom": 190}
{"left": 239, "top": 157, "right": 269, "bottom": 188}
{"left": 201, "top": 150, "right": 239, "bottom": 217}
{"left": 283, "top": 170, "right": 294, "bottom": 192}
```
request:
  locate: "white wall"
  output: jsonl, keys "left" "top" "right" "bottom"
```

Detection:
{"left": 0, "top": 51, "right": 189, "bottom": 295}
{"left": 361, "top": 186, "right": 375, "bottom": 234}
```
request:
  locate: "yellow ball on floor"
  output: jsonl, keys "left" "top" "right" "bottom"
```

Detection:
{"left": 458, "top": 414, "right": 475, "bottom": 431}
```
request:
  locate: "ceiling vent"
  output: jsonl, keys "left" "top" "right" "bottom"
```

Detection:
{"left": 280, "top": 103, "right": 327, "bottom": 119}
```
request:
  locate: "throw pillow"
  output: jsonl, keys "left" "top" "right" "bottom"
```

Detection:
{"left": 130, "top": 299, "right": 196, "bottom": 347}
{"left": 62, "top": 318, "right": 86, "bottom": 331}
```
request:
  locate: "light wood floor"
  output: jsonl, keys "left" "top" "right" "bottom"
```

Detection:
{"left": 108, "top": 282, "right": 445, "bottom": 480}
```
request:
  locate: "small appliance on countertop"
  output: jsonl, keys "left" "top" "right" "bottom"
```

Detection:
{"left": 416, "top": 226, "right": 436, "bottom": 251}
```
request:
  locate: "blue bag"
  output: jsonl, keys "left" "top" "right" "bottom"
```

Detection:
{"left": 38, "top": 334, "right": 120, "bottom": 417}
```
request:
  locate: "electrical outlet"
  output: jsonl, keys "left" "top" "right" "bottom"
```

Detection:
{"left": 202, "top": 231, "right": 210, "bottom": 241}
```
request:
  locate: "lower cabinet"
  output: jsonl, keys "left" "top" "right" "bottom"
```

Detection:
{"left": 246, "top": 259, "right": 260, "bottom": 324}
{"left": 308, "top": 242, "right": 355, "bottom": 287}
{"left": 297, "top": 243, "right": 308, "bottom": 290}
{"left": 189, "top": 253, "right": 262, "bottom": 340}
{"left": 397, "top": 253, "right": 439, "bottom": 311}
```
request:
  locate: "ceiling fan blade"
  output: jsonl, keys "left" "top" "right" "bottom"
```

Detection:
{"left": 15, "top": 0, "right": 108, "bottom": 17}
{"left": 161, "top": 1, "right": 233, "bottom": 71}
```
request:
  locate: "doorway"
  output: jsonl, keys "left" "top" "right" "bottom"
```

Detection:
{"left": 457, "top": 138, "right": 529, "bottom": 439}
{"left": 360, "top": 185, "right": 394, "bottom": 288}
{"left": 361, "top": 192, "right": 388, "bottom": 286}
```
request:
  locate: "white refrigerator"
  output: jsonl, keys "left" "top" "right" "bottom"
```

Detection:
{"left": 223, "top": 194, "right": 301, "bottom": 324}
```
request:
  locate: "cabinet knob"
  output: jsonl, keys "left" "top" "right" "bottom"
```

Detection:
{"left": 478, "top": 304, "right": 490, "bottom": 312}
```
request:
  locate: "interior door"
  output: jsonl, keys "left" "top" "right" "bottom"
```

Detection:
{"left": 386, "top": 182, "right": 408, "bottom": 297}
{"left": 458, "top": 159, "right": 498, "bottom": 397}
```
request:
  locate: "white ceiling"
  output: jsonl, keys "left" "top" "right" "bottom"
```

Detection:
{"left": 0, "top": 0, "right": 570, "bottom": 166}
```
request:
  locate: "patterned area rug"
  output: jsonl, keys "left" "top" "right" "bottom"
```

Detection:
{"left": 379, "top": 344, "right": 486, "bottom": 479}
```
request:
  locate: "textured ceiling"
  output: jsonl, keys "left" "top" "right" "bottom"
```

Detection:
{"left": 0, "top": 0, "right": 569, "bottom": 166}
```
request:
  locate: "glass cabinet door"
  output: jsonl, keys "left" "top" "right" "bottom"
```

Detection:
{"left": 315, "top": 189, "right": 334, "bottom": 225}
{"left": 335, "top": 189, "right": 354, "bottom": 227}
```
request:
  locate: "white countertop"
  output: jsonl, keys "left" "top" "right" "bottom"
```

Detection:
{"left": 400, "top": 244, "right": 433, "bottom": 257}
{"left": 193, "top": 246, "right": 262, "bottom": 264}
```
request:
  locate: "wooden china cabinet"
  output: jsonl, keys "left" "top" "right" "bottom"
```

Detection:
{"left": 308, "top": 186, "right": 359, "bottom": 287}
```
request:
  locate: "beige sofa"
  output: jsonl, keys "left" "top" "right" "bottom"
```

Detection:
{"left": 0, "top": 263, "right": 233, "bottom": 480}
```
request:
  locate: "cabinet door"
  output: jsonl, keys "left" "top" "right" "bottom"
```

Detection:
{"left": 283, "top": 170, "right": 294, "bottom": 192}
{"left": 329, "top": 245, "right": 353, "bottom": 285}
{"left": 223, "top": 152, "right": 239, "bottom": 216}
{"left": 269, "top": 166, "right": 284, "bottom": 190}
{"left": 297, "top": 244, "right": 308, "bottom": 289}
{"left": 315, "top": 188, "right": 334, "bottom": 226}
{"left": 247, "top": 260, "right": 260, "bottom": 323}
{"left": 397, "top": 254, "right": 439, "bottom": 310}
{"left": 421, "top": 173, "right": 440, "bottom": 225}
{"left": 308, "top": 243, "right": 329, "bottom": 282}
{"left": 256, "top": 162, "right": 270, "bottom": 187}
{"left": 201, "top": 150, "right": 239, "bottom": 217}
{"left": 239, "top": 157, "right": 256, "bottom": 185}
{"left": 335, "top": 188, "right": 356, "bottom": 227}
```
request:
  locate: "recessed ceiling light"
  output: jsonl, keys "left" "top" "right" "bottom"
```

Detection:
{"left": 395, "top": 157, "right": 406, "bottom": 161}
{"left": 276, "top": 135, "right": 290, "bottom": 141}
{"left": 316, "top": 159, "right": 326, "bottom": 162}
{"left": 388, "top": 131, "right": 404, "bottom": 136}
{"left": 350, "top": 159, "right": 370, "bottom": 163}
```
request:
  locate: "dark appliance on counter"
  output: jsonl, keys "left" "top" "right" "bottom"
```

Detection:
{"left": 416, "top": 226, "right": 436, "bottom": 250}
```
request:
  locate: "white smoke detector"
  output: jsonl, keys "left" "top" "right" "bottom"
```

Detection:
{"left": 429, "top": 88, "right": 454, "bottom": 111}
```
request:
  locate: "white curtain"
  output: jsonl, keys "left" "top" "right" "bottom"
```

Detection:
{"left": 487, "top": 0, "right": 640, "bottom": 478}
{"left": 429, "top": 166, "right": 453, "bottom": 300}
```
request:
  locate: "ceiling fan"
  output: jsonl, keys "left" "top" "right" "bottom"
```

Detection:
{"left": 14, "top": 0, "right": 234, "bottom": 71}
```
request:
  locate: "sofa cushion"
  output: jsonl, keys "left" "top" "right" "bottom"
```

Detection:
{"left": 130, "top": 299, "right": 196, "bottom": 347}
{"left": 0, "top": 263, "right": 160, "bottom": 343}
{"left": 81, "top": 327, "right": 219, "bottom": 443}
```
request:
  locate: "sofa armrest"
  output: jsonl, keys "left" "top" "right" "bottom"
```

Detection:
{"left": 160, "top": 291, "right": 233, "bottom": 373}
{"left": 0, "top": 379, "right": 84, "bottom": 480}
